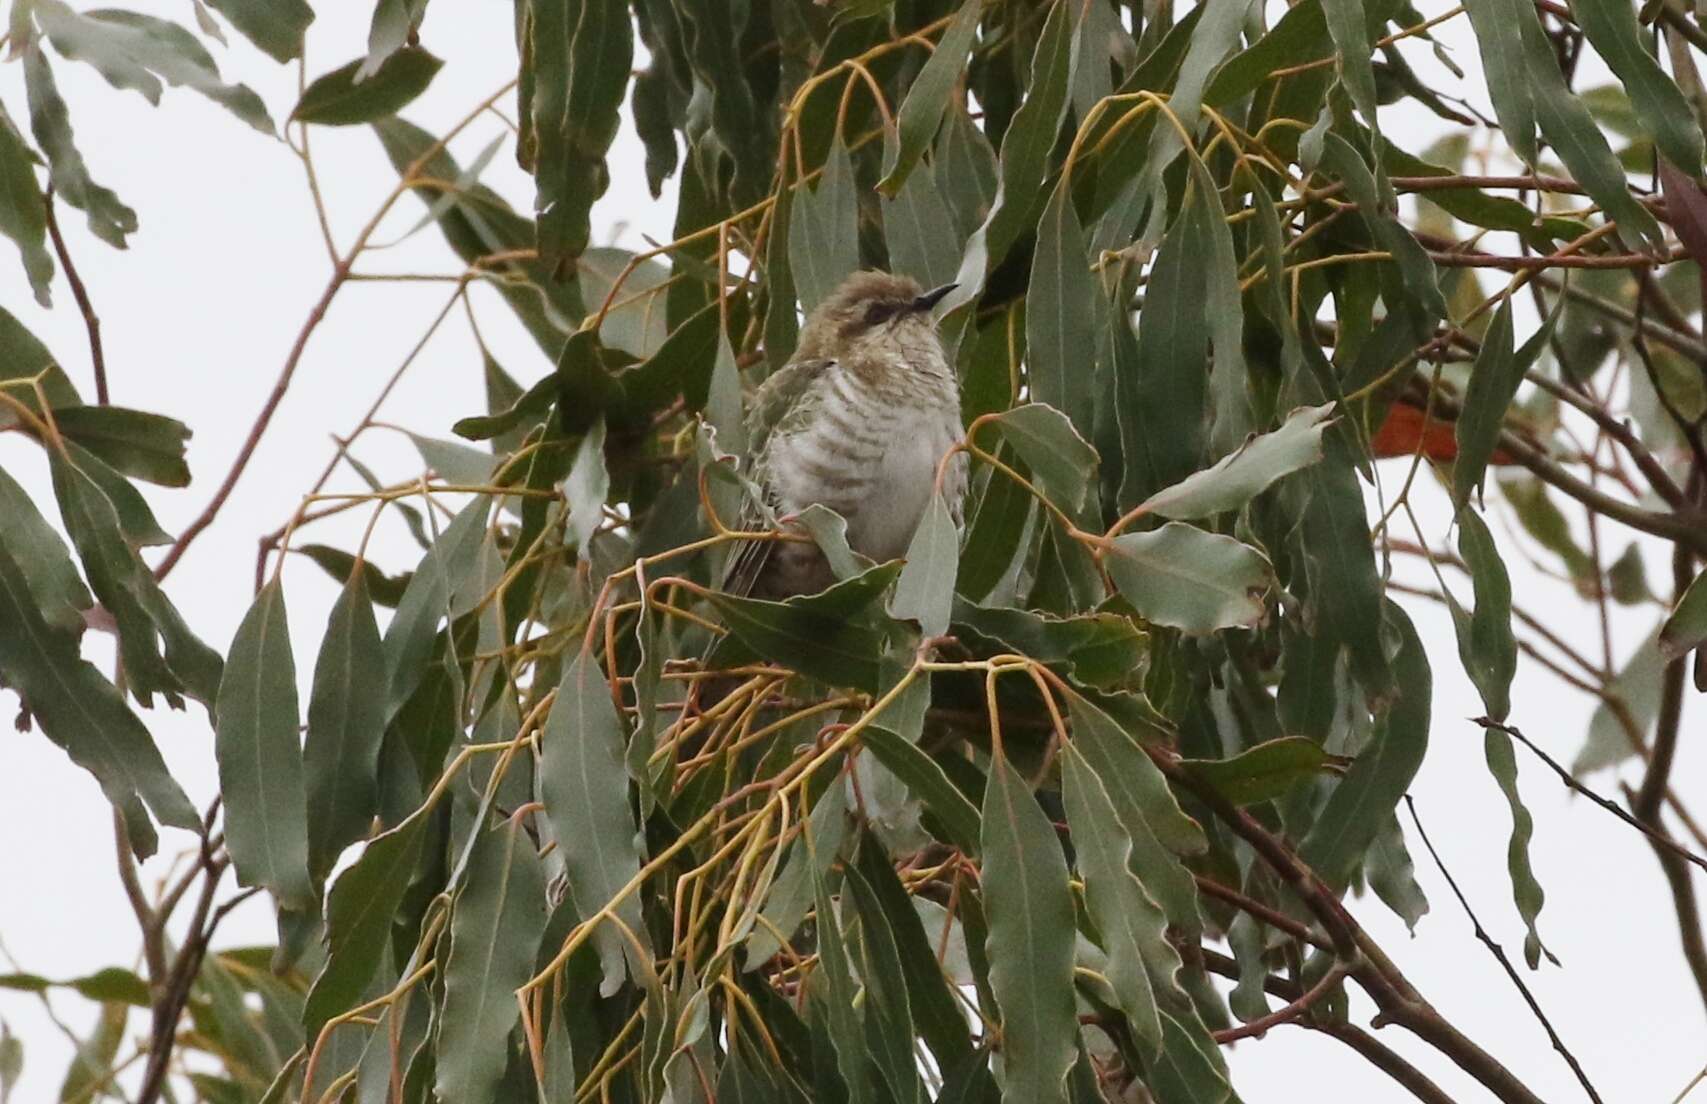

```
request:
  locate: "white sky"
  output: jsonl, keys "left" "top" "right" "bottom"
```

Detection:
{"left": 0, "top": 2, "right": 1701, "bottom": 1101}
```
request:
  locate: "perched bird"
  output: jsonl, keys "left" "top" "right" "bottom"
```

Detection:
{"left": 721, "top": 270, "right": 967, "bottom": 600}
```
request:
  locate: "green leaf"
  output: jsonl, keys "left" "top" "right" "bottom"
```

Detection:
{"left": 1181, "top": 736, "right": 1338, "bottom": 806}
{"left": 37, "top": 5, "right": 275, "bottom": 134}
{"left": 1660, "top": 569, "right": 1707, "bottom": 662}
{"left": 1120, "top": 204, "right": 1207, "bottom": 509}
{"left": 65, "top": 968, "right": 149, "bottom": 1007}
{"left": 50, "top": 447, "right": 223, "bottom": 706}
{"left": 1367, "top": 813, "right": 1430, "bottom": 932}
{"left": 980, "top": 749, "right": 1077, "bottom": 1104}
{"left": 982, "top": 403, "right": 1099, "bottom": 518}
{"left": 200, "top": 0, "right": 312, "bottom": 63}
{"left": 1061, "top": 745, "right": 1169, "bottom": 1057}
{"left": 382, "top": 496, "right": 489, "bottom": 720}
{"left": 877, "top": 0, "right": 981, "bottom": 195}
{"left": 881, "top": 153, "right": 964, "bottom": 293}
{"left": 788, "top": 136, "right": 859, "bottom": 312}
{"left": 1516, "top": 8, "right": 1664, "bottom": 250}
{"left": 943, "top": 0, "right": 1077, "bottom": 313}
{"left": 291, "top": 47, "right": 442, "bottom": 125}
{"left": 1136, "top": 403, "right": 1335, "bottom": 521}
{"left": 0, "top": 463, "right": 92, "bottom": 633}
{"left": 0, "top": 541, "right": 197, "bottom": 851}
{"left": 1293, "top": 452, "right": 1393, "bottom": 698}
{"left": 810, "top": 838, "right": 875, "bottom": 1104}
{"left": 840, "top": 864, "right": 926, "bottom": 1104}
{"left": 23, "top": 47, "right": 136, "bottom": 249}
{"left": 216, "top": 578, "right": 315, "bottom": 911}
{"left": 706, "top": 563, "right": 904, "bottom": 692}
{"left": 0, "top": 306, "right": 79, "bottom": 430}
{"left": 1105, "top": 523, "right": 1273, "bottom": 633}
{"left": 303, "top": 811, "right": 429, "bottom": 1036}
{"left": 1147, "top": 1010, "right": 1232, "bottom": 1104}
{"left": 0, "top": 1020, "right": 20, "bottom": 1103}
{"left": 890, "top": 492, "right": 958, "bottom": 636}
{"left": 578, "top": 247, "right": 672, "bottom": 358}
{"left": 1450, "top": 508, "right": 1517, "bottom": 722}
{"left": 951, "top": 601, "right": 1144, "bottom": 689}
{"left": 540, "top": 650, "right": 649, "bottom": 997}
{"left": 531, "top": 0, "right": 633, "bottom": 265}
{"left": 1463, "top": 0, "right": 1536, "bottom": 164}
{"left": 1566, "top": 0, "right": 1701, "bottom": 174}
{"left": 1453, "top": 296, "right": 1557, "bottom": 509}
{"left": 1321, "top": 0, "right": 1378, "bottom": 124}
{"left": 1301, "top": 603, "right": 1432, "bottom": 889}
{"left": 303, "top": 569, "right": 387, "bottom": 883}
{"left": 0, "top": 103, "right": 53, "bottom": 307}
{"left": 566, "top": 419, "right": 609, "bottom": 549}
{"left": 1026, "top": 181, "right": 1098, "bottom": 441}
{"left": 1484, "top": 728, "right": 1556, "bottom": 969}
{"left": 49, "top": 406, "right": 190, "bottom": 487}
{"left": 435, "top": 816, "right": 548, "bottom": 1103}
{"left": 296, "top": 544, "right": 410, "bottom": 608}
{"left": 860, "top": 726, "right": 982, "bottom": 853}
{"left": 360, "top": 0, "right": 429, "bottom": 78}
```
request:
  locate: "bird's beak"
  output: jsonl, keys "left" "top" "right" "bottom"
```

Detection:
{"left": 910, "top": 283, "right": 958, "bottom": 314}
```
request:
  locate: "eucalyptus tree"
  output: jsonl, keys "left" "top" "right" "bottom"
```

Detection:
{"left": 1, "top": 0, "right": 1705, "bottom": 1101}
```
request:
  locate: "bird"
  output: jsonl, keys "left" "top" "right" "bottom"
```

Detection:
{"left": 720, "top": 270, "right": 967, "bottom": 601}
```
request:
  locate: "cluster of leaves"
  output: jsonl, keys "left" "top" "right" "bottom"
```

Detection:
{"left": 2, "top": 0, "right": 1707, "bottom": 1102}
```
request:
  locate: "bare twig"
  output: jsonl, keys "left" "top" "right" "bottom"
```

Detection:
{"left": 1405, "top": 797, "right": 1604, "bottom": 1104}
{"left": 43, "top": 187, "right": 107, "bottom": 404}
{"left": 1212, "top": 965, "right": 1350, "bottom": 1044}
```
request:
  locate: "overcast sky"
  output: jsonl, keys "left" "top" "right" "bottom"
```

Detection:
{"left": 0, "top": 2, "right": 1700, "bottom": 1101}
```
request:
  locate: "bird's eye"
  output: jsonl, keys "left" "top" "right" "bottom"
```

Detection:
{"left": 863, "top": 301, "right": 895, "bottom": 326}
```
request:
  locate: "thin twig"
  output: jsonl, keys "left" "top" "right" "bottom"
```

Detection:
{"left": 42, "top": 187, "right": 107, "bottom": 404}
{"left": 1474, "top": 718, "right": 1707, "bottom": 875}
{"left": 1212, "top": 965, "right": 1350, "bottom": 1044}
{"left": 1405, "top": 796, "right": 1604, "bottom": 1104}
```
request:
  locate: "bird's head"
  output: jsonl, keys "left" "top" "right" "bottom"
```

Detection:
{"left": 795, "top": 270, "right": 958, "bottom": 364}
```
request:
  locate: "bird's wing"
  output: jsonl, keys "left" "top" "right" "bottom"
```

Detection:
{"left": 719, "top": 357, "right": 835, "bottom": 598}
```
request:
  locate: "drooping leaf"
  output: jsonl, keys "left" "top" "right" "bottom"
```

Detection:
{"left": 788, "top": 136, "right": 859, "bottom": 312}
{"left": 810, "top": 837, "right": 875, "bottom": 1104}
{"left": 1576, "top": 629, "right": 1664, "bottom": 775}
{"left": 1026, "top": 181, "right": 1098, "bottom": 442}
{"left": 215, "top": 578, "right": 315, "bottom": 911}
{"left": 0, "top": 540, "right": 198, "bottom": 851}
{"left": 35, "top": 5, "right": 275, "bottom": 134}
{"left": 1450, "top": 508, "right": 1517, "bottom": 722}
{"left": 303, "top": 569, "right": 387, "bottom": 883}
{"left": 1181, "top": 737, "right": 1338, "bottom": 806}
{"left": 840, "top": 863, "right": 926, "bottom": 1104}
{"left": 1367, "top": 813, "right": 1430, "bottom": 932}
{"left": 302, "top": 811, "right": 429, "bottom": 1036}
{"left": 382, "top": 496, "right": 489, "bottom": 721}
{"left": 23, "top": 47, "right": 137, "bottom": 250}
{"left": 980, "top": 749, "right": 1077, "bottom": 1104}
{"left": 1062, "top": 744, "right": 1169, "bottom": 1057}
{"left": 0, "top": 463, "right": 91, "bottom": 633}
{"left": 0, "top": 103, "right": 53, "bottom": 306}
{"left": 1453, "top": 296, "right": 1557, "bottom": 509}
{"left": 943, "top": 0, "right": 1077, "bottom": 314}
{"left": 877, "top": 0, "right": 980, "bottom": 194}
{"left": 200, "top": 0, "right": 312, "bottom": 63}
{"left": 1135, "top": 404, "right": 1335, "bottom": 521}
{"left": 539, "top": 650, "right": 648, "bottom": 996}
{"left": 1463, "top": 0, "right": 1537, "bottom": 164}
{"left": 530, "top": 0, "right": 633, "bottom": 266}
{"left": 1566, "top": 0, "right": 1701, "bottom": 174}
{"left": 1105, "top": 523, "right": 1273, "bottom": 633}
{"left": 1120, "top": 205, "right": 1207, "bottom": 510}
{"left": 58, "top": 1002, "right": 125, "bottom": 1104}
{"left": 1301, "top": 604, "right": 1432, "bottom": 889}
{"left": 744, "top": 782, "right": 851, "bottom": 969}
{"left": 890, "top": 492, "right": 958, "bottom": 636}
{"left": 1483, "top": 728, "right": 1556, "bottom": 969}
{"left": 435, "top": 816, "right": 548, "bottom": 1103}
{"left": 360, "top": 0, "right": 429, "bottom": 78}
{"left": 291, "top": 47, "right": 442, "bottom": 125}
{"left": 860, "top": 726, "right": 982, "bottom": 854}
